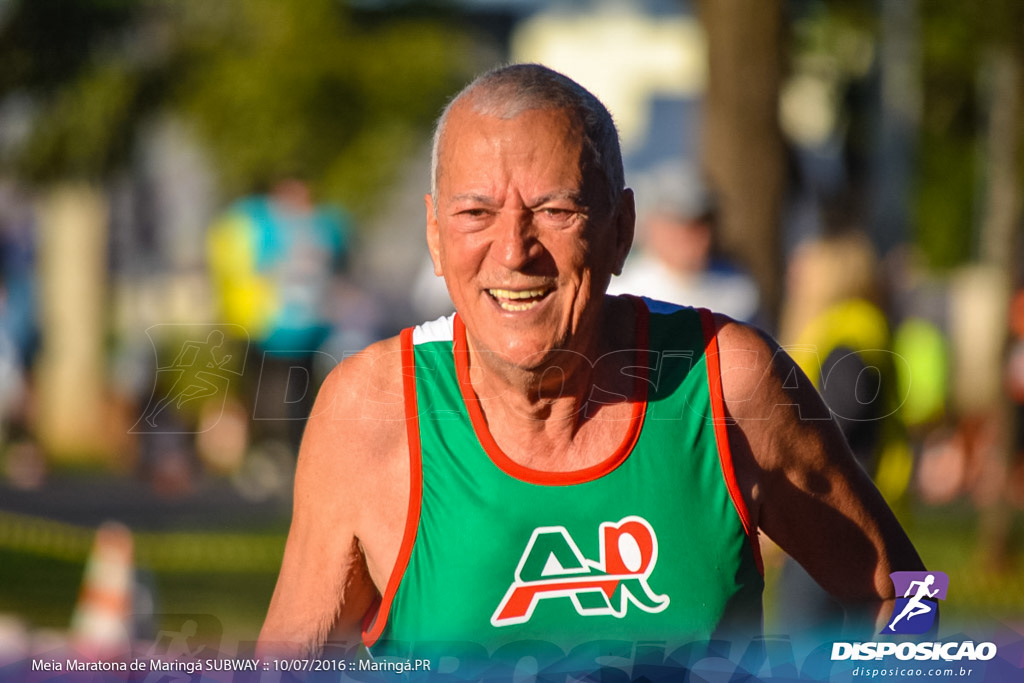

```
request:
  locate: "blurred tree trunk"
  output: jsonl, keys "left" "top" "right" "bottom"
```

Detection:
{"left": 977, "top": 43, "right": 1023, "bottom": 573}
{"left": 698, "top": 0, "right": 787, "bottom": 327}
{"left": 35, "top": 184, "right": 111, "bottom": 461}
{"left": 871, "top": 0, "right": 920, "bottom": 256}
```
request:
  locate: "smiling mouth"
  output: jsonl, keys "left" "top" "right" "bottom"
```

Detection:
{"left": 487, "top": 287, "right": 552, "bottom": 312}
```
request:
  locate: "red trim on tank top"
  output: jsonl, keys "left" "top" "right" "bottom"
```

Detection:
{"left": 454, "top": 297, "right": 649, "bottom": 486}
{"left": 699, "top": 308, "right": 765, "bottom": 576}
{"left": 362, "top": 327, "right": 424, "bottom": 647}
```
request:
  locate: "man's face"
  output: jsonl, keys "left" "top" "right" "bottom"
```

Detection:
{"left": 426, "top": 104, "right": 634, "bottom": 371}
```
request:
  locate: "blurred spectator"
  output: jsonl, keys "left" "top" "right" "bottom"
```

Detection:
{"left": 208, "top": 179, "right": 350, "bottom": 353}
{"left": 1002, "top": 289, "right": 1024, "bottom": 509}
{"left": 908, "top": 266, "right": 1009, "bottom": 510}
{"left": 774, "top": 230, "right": 911, "bottom": 637}
{"left": 781, "top": 232, "right": 903, "bottom": 478}
{"left": 206, "top": 179, "right": 351, "bottom": 453}
{"left": 609, "top": 163, "right": 760, "bottom": 322}
{"left": 0, "top": 181, "right": 42, "bottom": 487}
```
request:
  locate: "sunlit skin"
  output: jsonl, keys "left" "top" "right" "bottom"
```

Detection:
{"left": 257, "top": 84, "right": 924, "bottom": 660}
{"left": 426, "top": 103, "right": 636, "bottom": 455}
{"left": 427, "top": 103, "right": 634, "bottom": 371}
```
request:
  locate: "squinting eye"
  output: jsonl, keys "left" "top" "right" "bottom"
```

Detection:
{"left": 451, "top": 208, "right": 494, "bottom": 232}
{"left": 454, "top": 208, "right": 493, "bottom": 223}
{"left": 537, "top": 208, "right": 578, "bottom": 226}
{"left": 539, "top": 207, "right": 575, "bottom": 219}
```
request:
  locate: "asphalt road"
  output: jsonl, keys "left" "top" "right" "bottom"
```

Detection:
{"left": 0, "top": 473, "right": 292, "bottom": 532}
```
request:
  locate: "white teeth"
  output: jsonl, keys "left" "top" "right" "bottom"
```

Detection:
{"left": 488, "top": 288, "right": 548, "bottom": 300}
{"left": 488, "top": 287, "right": 549, "bottom": 311}
{"left": 498, "top": 301, "right": 534, "bottom": 311}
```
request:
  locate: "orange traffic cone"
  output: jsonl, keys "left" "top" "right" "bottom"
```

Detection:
{"left": 69, "top": 521, "right": 135, "bottom": 659}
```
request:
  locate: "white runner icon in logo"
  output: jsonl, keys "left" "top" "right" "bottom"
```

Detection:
{"left": 888, "top": 573, "right": 939, "bottom": 631}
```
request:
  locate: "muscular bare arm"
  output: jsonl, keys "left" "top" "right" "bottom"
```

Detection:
{"left": 257, "top": 337, "right": 407, "bottom": 657}
{"left": 715, "top": 315, "right": 924, "bottom": 621}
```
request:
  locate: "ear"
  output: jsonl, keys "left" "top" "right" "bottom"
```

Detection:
{"left": 425, "top": 193, "right": 443, "bottom": 277}
{"left": 612, "top": 188, "right": 636, "bottom": 276}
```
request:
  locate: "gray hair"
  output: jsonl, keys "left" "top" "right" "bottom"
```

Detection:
{"left": 430, "top": 63, "right": 624, "bottom": 211}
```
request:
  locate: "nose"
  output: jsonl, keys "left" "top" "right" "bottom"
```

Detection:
{"left": 492, "top": 208, "right": 540, "bottom": 271}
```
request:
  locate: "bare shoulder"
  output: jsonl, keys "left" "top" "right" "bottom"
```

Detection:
{"left": 282, "top": 334, "right": 407, "bottom": 527}
{"left": 303, "top": 333, "right": 412, "bottom": 553}
{"left": 712, "top": 313, "right": 799, "bottom": 399}
{"left": 305, "top": 333, "right": 408, "bottom": 528}
{"left": 304, "top": 336, "right": 406, "bottom": 458}
{"left": 711, "top": 313, "right": 774, "bottom": 403}
{"left": 315, "top": 335, "right": 406, "bottom": 422}
{"left": 711, "top": 313, "right": 832, "bottom": 467}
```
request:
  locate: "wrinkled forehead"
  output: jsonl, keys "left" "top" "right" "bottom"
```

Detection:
{"left": 436, "top": 100, "right": 605, "bottom": 198}
{"left": 442, "top": 95, "right": 583, "bottom": 146}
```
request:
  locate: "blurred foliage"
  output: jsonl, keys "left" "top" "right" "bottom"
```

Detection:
{"left": 0, "top": 0, "right": 474, "bottom": 218}
{"left": 790, "top": 0, "right": 1024, "bottom": 270}
{"left": 915, "top": 0, "right": 1024, "bottom": 270}
{"left": 915, "top": 0, "right": 985, "bottom": 270}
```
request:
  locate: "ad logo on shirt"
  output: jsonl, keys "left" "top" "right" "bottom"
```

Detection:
{"left": 491, "top": 516, "right": 670, "bottom": 627}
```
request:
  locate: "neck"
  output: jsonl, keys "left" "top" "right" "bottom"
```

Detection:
{"left": 463, "top": 296, "right": 639, "bottom": 443}
{"left": 471, "top": 343, "right": 600, "bottom": 424}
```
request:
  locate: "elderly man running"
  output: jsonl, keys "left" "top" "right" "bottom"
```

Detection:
{"left": 258, "top": 64, "right": 924, "bottom": 670}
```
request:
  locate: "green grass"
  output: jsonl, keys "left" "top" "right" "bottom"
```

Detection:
{"left": 0, "top": 549, "right": 83, "bottom": 629}
{"left": 147, "top": 569, "right": 280, "bottom": 642}
{"left": 0, "top": 546, "right": 281, "bottom": 641}
{"left": 903, "top": 503, "right": 1024, "bottom": 623}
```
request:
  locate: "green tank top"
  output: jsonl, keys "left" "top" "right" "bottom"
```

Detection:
{"left": 363, "top": 298, "right": 763, "bottom": 667}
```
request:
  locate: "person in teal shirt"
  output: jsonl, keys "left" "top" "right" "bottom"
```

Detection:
{"left": 208, "top": 178, "right": 349, "bottom": 448}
